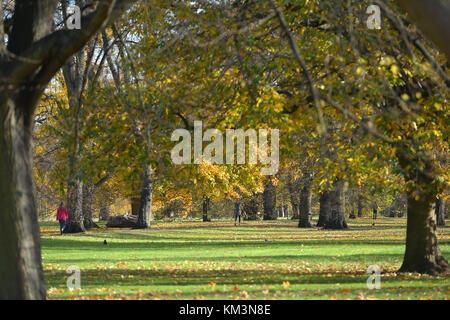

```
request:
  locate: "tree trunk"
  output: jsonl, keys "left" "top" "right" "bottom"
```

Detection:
{"left": 263, "top": 178, "right": 277, "bottom": 220}
{"left": 325, "top": 180, "right": 348, "bottom": 229}
{"left": 298, "top": 186, "right": 313, "bottom": 227}
{"left": 65, "top": 181, "right": 86, "bottom": 233}
{"left": 357, "top": 194, "right": 363, "bottom": 217}
{"left": 82, "top": 183, "right": 98, "bottom": 229}
{"left": 203, "top": 196, "right": 211, "bottom": 222}
{"left": 135, "top": 166, "right": 152, "bottom": 229}
{"left": 317, "top": 191, "right": 330, "bottom": 227}
{"left": 0, "top": 102, "right": 46, "bottom": 299}
{"left": 397, "top": 153, "right": 449, "bottom": 274}
{"left": 283, "top": 205, "right": 289, "bottom": 218}
{"left": 435, "top": 197, "right": 445, "bottom": 227}
{"left": 399, "top": 193, "right": 449, "bottom": 274}
{"left": 99, "top": 206, "right": 110, "bottom": 221}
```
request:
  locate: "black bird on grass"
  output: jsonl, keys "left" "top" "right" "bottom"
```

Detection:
{"left": 104, "top": 240, "right": 108, "bottom": 245}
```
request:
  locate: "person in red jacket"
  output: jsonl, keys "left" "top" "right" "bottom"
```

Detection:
{"left": 56, "top": 201, "right": 68, "bottom": 235}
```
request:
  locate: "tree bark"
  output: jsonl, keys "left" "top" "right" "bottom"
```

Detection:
{"left": 202, "top": 196, "right": 211, "bottom": 222}
{"left": 357, "top": 194, "right": 363, "bottom": 217}
{"left": 397, "top": 152, "right": 449, "bottom": 274}
{"left": 0, "top": 100, "right": 46, "bottom": 299}
{"left": 435, "top": 197, "right": 445, "bottom": 227}
{"left": 263, "top": 178, "right": 277, "bottom": 220}
{"left": 325, "top": 180, "right": 348, "bottom": 229}
{"left": 135, "top": 165, "right": 152, "bottom": 229}
{"left": 399, "top": 193, "right": 449, "bottom": 274}
{"left": 298, "top": 186, "right": 313, "bottom": 227}
{"left": 82, "top": 183, "right": 98, "bottom": 229}
{"left": 0, "top": 0, "right": 137, "bottom": 300}
{"left": 65, "top": 181, "right": 86, "bottom": 233}
{"left": 317, "top": 191, "right": 330, "bottom": 227}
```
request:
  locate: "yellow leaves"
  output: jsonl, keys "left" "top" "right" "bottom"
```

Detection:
{"left": 390, "top": 64, "right": 399, "bottom": 76}
{"left": 282, "top": 281, "right": 291, "bottom": 288}
{"left": 401, "top": 94, "right": 410, "bottom": 101}
{"left": 355, "top": 67, "right": 364, "bottom": 76}
{"left": 434, "top": 103, "right": 442, "bottom": 111}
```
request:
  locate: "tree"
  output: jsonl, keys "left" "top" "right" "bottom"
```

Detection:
{"left": 263, "top": 177, "right": 277, "bottom": 220}
{"left": 0, "top": 0, "right": 137, "bottom": 300}
{"left": 269, "top": 0, "right": 449, "bottom": 274}
{"left": 435, "top": 197, "right": 446, "bottom": 227}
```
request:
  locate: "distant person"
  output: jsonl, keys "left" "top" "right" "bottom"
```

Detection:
{"left": 56, "top": 201, "right": 68, "bottom": 235}
{"left": 234, "top": 201, "right": 241, "bottom": 226}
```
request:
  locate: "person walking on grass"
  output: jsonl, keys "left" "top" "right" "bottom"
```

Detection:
{"left": 234, "top": 200, "right": 242, "bottom": 226}
{"left": 56, "top": 201, "right": 68, "bottom": 235}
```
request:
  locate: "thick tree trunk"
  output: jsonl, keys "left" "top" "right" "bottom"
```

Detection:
{"left": 99, "top": 205, "right": 110, "bottom": 221}
{"left": 298, "top": 186, "right": 313, "bottom": 227}
{"left": 435, "top": 197, "right": 445, "bottom": 227}
{"left": 325, "top": 180, "right": 348, "bottom": 229}
{"left": 82, "top": 183, "right": 98, "bottom": 229}
{"left": 399, "top": 193, "right": 449, "bottom": 274}
{"left": 135, "top": 166, "right": 152, "bottom": 229}
{"left": 317, "top": 191, "right": 330, "bottom": 227}
{"left": 202, "top": 196, "right": 211, "bottom": 222}
{"left": 65, "top": 181, "right": 86, "bottom": 233}
{"left": 0, "top": 102, "right": 46, "bottom": 299}
{"left": 397, "top": 152, "right": 449, "bottom": 274}
{"left": 263, "top": 178, "right": 277, "bottom": 220}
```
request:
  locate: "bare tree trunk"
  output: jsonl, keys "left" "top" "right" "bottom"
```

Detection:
{"left": 357, "top": 194, "right": 363, "bottom": 217}
{"left": 135, "top": 166, "right": 152, "bottom": 229}
{"left": 317, "top": 191, "right": 330, "bottom": 227}
{"left": 325, "top": 180, "right": 348, "bottom": 229}
{"left": 202, "top": 196, "right": 211, "bottom": 222}
{"left": 65, "top": 181, "right": 85, "bottom": 233}
{"left": 298, "top": 186, "right": 313, "bottom": 227}
{"left": 399, "top": 193, "right": 449, "bottom": 274}
{"left": 82, "top": 183, "right": 98, "bottom": 229}
{"left": 435, "top": 197, "right": 445, "bottom": 227}
{"left": 263, "top": 178, "right": 277, "bottom": 220}
{"left": 397, "top": 153, "right": 449, "bottom": 274}
{"left": 0, "top": 100, "right": 46, "bottom": 299}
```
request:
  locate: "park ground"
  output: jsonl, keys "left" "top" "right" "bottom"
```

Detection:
{"left": 40, "top": 217, "right": 450, "bottom": 300}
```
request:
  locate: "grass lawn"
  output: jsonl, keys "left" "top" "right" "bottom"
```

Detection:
{"left": 40, "top": 217, "right": 450, "bottom": 300}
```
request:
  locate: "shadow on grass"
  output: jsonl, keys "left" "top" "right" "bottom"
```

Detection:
{"left": 44, "top": 267, "right": 448, "bottom": 289}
